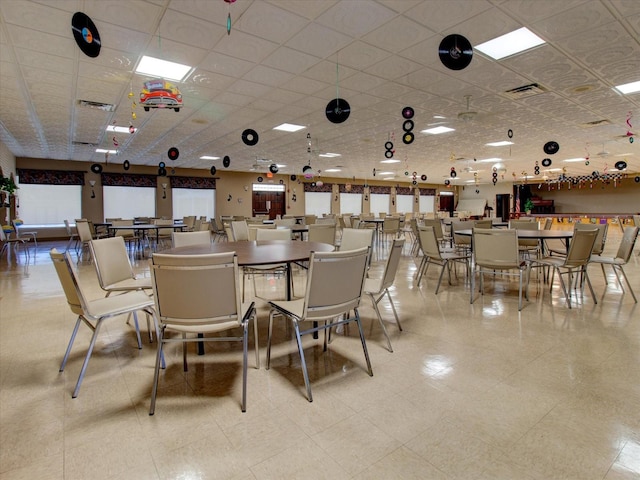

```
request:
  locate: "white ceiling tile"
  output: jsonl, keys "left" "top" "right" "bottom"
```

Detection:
{"left": 261, "top": 47, "right": 321, "bottom": 75}
{"left": 315, "top": 0, "right": 396, "bottom": 37}
{"left": 213, "top": 30, "right": 279, "bottom": 64}
{"left": 406, "top": 0, "right": 494, "bottom": 33}
{"left": 234, "top": 2, "right": 308, "bottom": 44}
{"left": 285, "top": 23, "right": 352, "bottom": 59}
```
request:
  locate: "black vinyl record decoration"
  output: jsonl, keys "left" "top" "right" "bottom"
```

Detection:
{"left": 615, "top": 161, "right": 627, "bottom": 171}
{"left": 123, "top": 160, "right": 130, "bottom": 171}
{"left": 71, "top": 12, "right": 101, "bottom": 58}
{"left": 210, "top": 166, "right": 217, "bottom": 176}
{"left": 543, "top": 141, "right": 559, "bottom": 155}
{"left": 541, "top": 158, "right": 552, "bottom": 167}
{"left": 223, "top": 155, "right": 231, "bottom": 168}
{"left": 269, "top": 164, "right": 279, "bottom": 174}
{"left": 158, "top": 161, "right": 166, "bottom": 168}
{"left": 158, "top": 167, "right": 167, "bottom": 176}
{"left": 402, "top": 106, "right": 415, "bottom": 144}
{"left": 325, "top": 98, "right": 351, "bottom": 124}
{"left": 439, "top": 34, "right": 473, "bottom": 71}
{"left": 90, "top": 163, "right": 102, "bottom": 174}
{"left": 242, "top": 129, "right": 259, "bottom": 146}
{"left": 168, "top": 147, "right": 179, "bottom": 160}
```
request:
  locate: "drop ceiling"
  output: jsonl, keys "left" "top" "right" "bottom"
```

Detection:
{"left": 0, "top": 0, "right": 639, "bottom": 186}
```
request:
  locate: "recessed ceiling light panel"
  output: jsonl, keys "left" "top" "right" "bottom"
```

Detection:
{"left": 135, "top": 55, "right": 192, "bottom": 82}
{"left": 421, "top": 126, "right": 455, "bottom": 135}
{"left": 273, "top": 123, "right": 306, "bottom": 132}
{"left": 613, "top": 80, "right": 640, "bottom": 95}
{"left": 475, "top": 27, "right": 545, "bottom": 60}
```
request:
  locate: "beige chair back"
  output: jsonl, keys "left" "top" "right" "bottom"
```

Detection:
{"left": 50, "top": 249, "right": 84, "bottom": 315}
{"left": 304, "top": 215, "right": 317, "bottom": 225}
{"left": 473, "top": 219, "right": 493, "bottom": 229}
{"left": 616, "top": 226, "right": 639, "bottom": 262}
{"left": 111, "top": 219, "right": 135, "bottom": 238}
{"left": 274, "top": 218, "right": 296, "bottom": 227}
{"left": 182, "top": 216, "right": 196, "bottom": 231}
{"left": 422, "top": 219, "right": 444, "bottom": 242}
{"left": 154, "top": 218, "right": 174, "bottom": 237}
{"left": 509, "top": 219, "right": 539, "bottom": 247}
{"left": 634, "top": 215, "right": 640, "bottom": 228}
{"left": 172, "top": 230, "right": 211, "bottom": 248}
{"left": 340, "top": 228, "right": 374, "bottom": 251}
{"left": 418, "top": 225, "right": 443, "bottom": 260}
{"left": 248, "top": 224, "right": 275, "bottom": 240}
{"left": 315, "top": 217, "right": 336, "bottom": 225}
{"left": 473, "top": 228, "right": 520, "bottom": 269}
{"left": 150, "top": 252, "right": 241, "bottom": 327}
{"left": 75, "top": 220, "right": 94, "bottom": 243}
{"left": 256, "top": 227, "right": 291, "bottom": 241}
{"left": 231, "top": 220, "right": 250, "bottom": 241}
{"left": 543, "top": 218, "right": 553, "bottom": 230}
{"left": 302, "top": 247, "right": 369, "bottom": 321}
{"left": 307, "top": 224, "right": 336, "bottom": 244}
{"left": 378, "top": 238, "right": 404, "bottom": 291}
{"left": 565, "top": 228, "right": 598, "bottom": 267}
{"left": 574, "top": 222, "right": 607, "bottom": 255}
{"left": 64, "top": 219, "right": 75, "bottom": 236}
{"left": 381, "top": 217, "right": 400, "bottom": 235}
{"left": 451, "top": 219, "right": 471, "bottom": 246}
{"left": 90, "top": 237, "right": 134, "bottom": 289}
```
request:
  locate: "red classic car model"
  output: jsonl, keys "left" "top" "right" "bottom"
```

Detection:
{"left": 140, "top": 79, "right": 182, "bottom": 112}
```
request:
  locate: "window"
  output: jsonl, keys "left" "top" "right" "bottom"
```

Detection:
{"left": 15, "top": 184, "right": 81, "bottom": 224}
{"left": 419, "top": 195, "right": 436, "bottom": 213}
{"left": 172, "top": 188, "right": 215, "bottom": 220}
{"left": 305, "top": 192, "right": 331, "bottom": 217}
{"left": 396, "top": 195, "right": 414, "bottom": 215}
{"left": 370, "top": 194, "right": 389, "bottom": 216}
{"left": 103, "top": 186, "right": 155, "bottom": 220}
{"left": 340, "top": 193, "right": 362, "bottom": 215}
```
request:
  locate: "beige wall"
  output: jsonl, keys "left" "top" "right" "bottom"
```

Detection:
{"left": 0, "top": 141, "right": 17, "bottom": 225}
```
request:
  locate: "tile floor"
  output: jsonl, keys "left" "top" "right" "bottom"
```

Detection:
{"left": 1, "top": 229, "right": 639, "bottom": 480}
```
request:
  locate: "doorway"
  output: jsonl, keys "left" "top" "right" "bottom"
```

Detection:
{"left": 252, "top": 190, "right": 285, "bottom": 220}
{"left": 439, "top": 194, "right": 454, "bottom": 217}
{"left": 495, "top": 194, "right": 510, "bottom": 221}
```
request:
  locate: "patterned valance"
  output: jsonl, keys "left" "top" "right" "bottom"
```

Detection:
{"left": 16, "top": 168, "right": 84, "bottom": 185}
{"left": 170, "top": 176, "right": 216, "bottom": 189}
{"left": 418, "top": 188, "right": 437, "bottom": 195}
{"left": 338, "top": 184, "right": 364, "bottom": 194}
{"left": 369, "top": 185, "right": 391, "bottom": 194}
{"left": 101, "top": 173, "right": 156, "bottom": 187}
{"left": 303, "top": 182, "right": 332, "bottom": 192}
{"left": 396, "top": 187, "right": 414, "bottom": 195}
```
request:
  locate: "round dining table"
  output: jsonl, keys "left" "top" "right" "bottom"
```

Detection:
{"left": 455, "top": 228, "right": 574, "bottom": 249}
{"left": 162, "top": 240, "right": 335, "bottom": 300}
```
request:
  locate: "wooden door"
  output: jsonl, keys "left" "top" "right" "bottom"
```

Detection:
{"left": 252, "top": 191, "right": 285, "bottom": 219}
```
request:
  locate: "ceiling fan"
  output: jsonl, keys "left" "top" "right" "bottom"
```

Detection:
{"left": 457, "top": 95, "right": 478, "bottom": 123}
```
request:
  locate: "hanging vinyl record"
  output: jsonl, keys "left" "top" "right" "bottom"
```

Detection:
{"left": 123, "top": 160, "right": 130, "bottom": 171}
{"left": 242, "top": 129, "right": 259, "bottom": 146}
{"left": 168, "top": 147, "right": 179, "bottom": 160}
{"left": 541, "top": 158, "right": 552, "bottom": 167}
{"left": 269, "top": 164, "right": 279, "bottom": 174}
{"left": 223, "top": 155, "right": 230, "bottom": 168}
{"left": 210, "top": 166, "right": 217, "bottom": 176}
{"left": 402, "top": 106, "right": 414, "bottom": 119}
{"left": 439, "top": 34, "right": 473, "bottom": 71}
{"left": 402, "top": 132, "right": 415, "bottom": 144}
{"left": 71, "top": 12, "right": 101, "bottom": 58}
{"left": 543, "top": 141, "right": 559, "bottom": 155}
{"left": 158, "top": 167, "right": 167, "bottom": 176}
{"left": 158, "top": 161, "right": 166, "bottom": 168}
{"left": 325, "top": 98, "right": 351, "bottom": 124}
{"left": 615, "top": 161, "right": 627, "bottom": 170}
{"left": 90, "top": 163, "right": 102, "bottom": 174}
{"left": 290, "top": 174, "right": 297, "bottom": 181}
{"left": 402, "top": 120, "right": 414, "bottom": 132}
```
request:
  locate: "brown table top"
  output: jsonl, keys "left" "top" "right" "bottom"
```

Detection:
{"left": 160, "top": 240, "right": 334, "bottom": 266}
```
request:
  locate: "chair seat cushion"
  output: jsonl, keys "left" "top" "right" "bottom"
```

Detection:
{"left": 86, "top": 290, "right": 154, "bottom": 318}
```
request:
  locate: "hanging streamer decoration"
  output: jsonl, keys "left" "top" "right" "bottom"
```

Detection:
{"left": 627, "top": 111, "right": 635, "bottom": 143}
{"left": 224, "top": 0, "right": 236, "bottom": 35}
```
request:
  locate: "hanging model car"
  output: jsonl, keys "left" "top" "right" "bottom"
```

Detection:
{"left": 139, "top": 79, "right": 182, "bottom": 112}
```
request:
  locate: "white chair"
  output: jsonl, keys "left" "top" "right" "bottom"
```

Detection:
{"left": 243, "top": 227, "right": 292, "bottom": 301}
{"left": 171, "top": 230, "right": 211, "bottom": 248}
{"left": 74, "top": 220, "right": 94, "bottom": 262}
{"left": 90, "top": 236, "right": 154, "bottom": 343}
{"left": 589, "top": 226, "right": 638, "bottom": 303}
{"left": 153, "top": 218, "right": 174, "bottom": 250}
{"left": 363, "top": 238, "right": 404, "bottom": 352}
{"left": 416, "top": 225, "right": 470, "bottom": 293}
{"left": 0, "top": 226, "right": 30, "bottom": 261}
{"left": 231, "top": 220, "right": 250, "bottom": 241}
{"left": 472, "top": 228, "right": 529, "bottom": 311}
{"left": 266, "top": 247, "right": 372, "bottom": 402}
{"left": 50, "top": 249, "right": 156, "bottom": 398}
{"left": 64, "top": 219, "right": 79, "bottom": 253}
{"left": 531, "top": 228, "right": 598, "bottom": 308}
{"left": 149, "top": 252, "right": 257, "bottom": 414}
{"left": 12, "top": 219, "right": 37, "bottom": 252}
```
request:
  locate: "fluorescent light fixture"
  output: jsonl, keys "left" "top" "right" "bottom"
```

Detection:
{"left": 276, "top": 164, "right": 287, "bottom": 168}
{"left": 440, "top": 191, "right": 454, "bottom": 196}
{"left": 107, "top": 125, "right": 136, "bottom": 134}
{"left": 199, "top": 156, "right": 220, "bottom": 160}
{"left": 96, "top": 148, "right": 117, "bottom": 154}
{"left": 433, "top": 115, "right": 446, "bottom": 119}
{"left": 319, "top": 153, "right": 341, "bottom": 158}
{"left": 476, "top": 157, "right": 502, "bottom": 163}
{"left": 273, "top": 123, "right": 306, "bottom": 132}
{"left": 613, "top": 80, "right": 640, "bottom": 95}
{"left": 547, "top": 168, "right": 563, "bottom": 172}
{"left": 475, "top": 27, "right": 546, "bottom": 60}
{"left": 378, "top": 171, "right": 394, "bottom": 175}
{"left": 485, "top": 141, "right": 513, "bottom": 147}
{"left": 381, "top": 159, "right": 401, "bottom": 164}
{"left": 562, "top": 158, "right": 586, "bottom": 163}
{"left": 135, "top": 55, "right": 192, "bottom": 82}
{"left": 324, "top": 168, "right": 342, "bottom": 172}
{"left": 421, "top": 126, "right": 455, "bottom": 134}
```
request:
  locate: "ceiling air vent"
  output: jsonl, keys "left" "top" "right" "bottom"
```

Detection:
{"left": 77, "top": 99, "right": 116, "bottom": 112}
{"left": 503, "top": 83, "right": 547, "bottom": 100}
{"left": 579, "top": 119, "right": 612, "bottom": 128}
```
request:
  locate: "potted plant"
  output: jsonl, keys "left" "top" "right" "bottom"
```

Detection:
{"left": 0, "top": 173, "right": 18, "bottom": 195}
{"left": 524, "top": 198, "right": 535, "bottom": 214}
